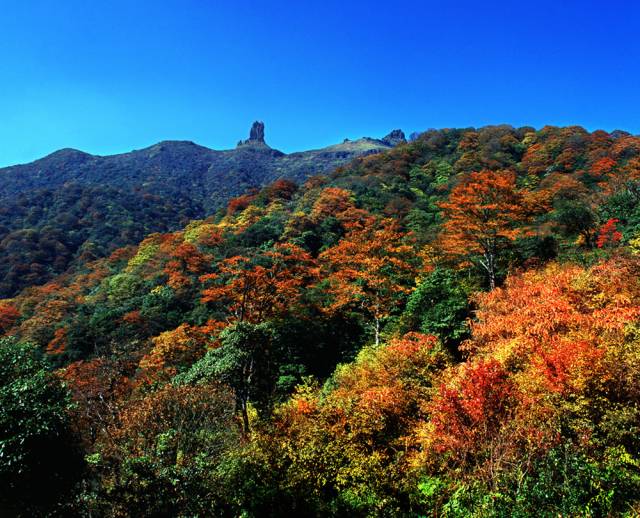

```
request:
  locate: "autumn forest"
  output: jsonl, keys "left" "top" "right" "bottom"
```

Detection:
{"left": 4, "top": 125, "right": 640, "bottom": 516}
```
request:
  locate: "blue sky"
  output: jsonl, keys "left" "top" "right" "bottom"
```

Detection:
{"left": 0, "top": 0, "right": 638, "bottom": 166}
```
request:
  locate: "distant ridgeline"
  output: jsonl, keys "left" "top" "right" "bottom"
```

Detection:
{"left": 0, "top": 122, "right": 403, "bottom": 297}
{"left": 4, "top": 124, "right": 640, "bottom": 515}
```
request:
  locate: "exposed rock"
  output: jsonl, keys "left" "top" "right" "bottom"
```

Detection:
{"left": 238, "top": 121, "right": 270, "bottom": 148}
{"left": 249, "top": 121, "right": 265, "bottom": 142}
{"left": 382, "top": 129, "right": 406, "bottom": 146}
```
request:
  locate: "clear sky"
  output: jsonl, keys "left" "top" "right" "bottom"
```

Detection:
{"left": 0, "top": 0, "right": 639, "bottom": 166}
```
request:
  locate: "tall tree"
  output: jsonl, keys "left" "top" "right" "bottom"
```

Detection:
{"left": 438, "top": 169, "right": 538, "bottom": 289}
{"left": 200, "top": 243, "right": 317, "bottom": 324}
{"left": 319, "top": 219, "right": 418, "bottom": 345}
{"left": 176, "top": 322, "right": 278, "bottom": 433}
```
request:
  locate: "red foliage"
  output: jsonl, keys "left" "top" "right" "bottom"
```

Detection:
{"left": 62, "top": 358, "right": 134, "bottom": 445}
{"left": 429, "top": 359, "right": 514, "bottom": 454}
{"left": 157, "top": 236, "right": 213, "bottom": 290}
{"left": 438, "top": 169, "right": 542, "bottom": 288}
{"left": 536, "top": 338, "right": 604, "bottom": 394}
{"left": 201, "top": 243, "right": 318, "bottom": 323}
{"left": 596, "top": 218, "right": 622, "bottom": 248}
{"left": 0, "top": 303, "right": 20, "bottom": 333}
{"left": 311, "top": 187, "right": 354, "bottom": 220}
{"left": 197, "top": 227, "right": 224, "bottom": 248}
{"left": 227, "top": 192, "right": 257, "bottom": 216}
{"left": 264, "top": 179, "right": 298, "bottom": 201}
{"left": 591, "top": 156, "right": 617, "bottom": 176}
{"left": 107, "top": 246, "right": 137, "bottom": 264}
{"left": 319, "top": 219, "right": 417, "bottom": 344}
{"left": 46, "top": 327, "right": 67, "bottom": 355}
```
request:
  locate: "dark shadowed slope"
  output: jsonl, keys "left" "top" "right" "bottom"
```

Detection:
{"left": 0, "top": 121, "right": 403, "bottom": 212}
{"left": 0, "top": 122, "right": 404, "bottom": 297}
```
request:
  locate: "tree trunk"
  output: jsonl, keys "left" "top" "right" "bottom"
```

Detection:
{"left": 241, "top": 397, "right": 250, "bottom": 434}
{"left": 480, "top": 249, "right": 497, "bottom": 290}
{"left": 488, "top": 266, "right": 496, "bottom": 290}
{"left": 374, "top": 317, "right": 380, "bottom": 347}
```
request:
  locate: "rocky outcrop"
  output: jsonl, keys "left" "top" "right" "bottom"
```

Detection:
{"left": 238, "top": 121, "right": 268, "bottom": 147}
{"left": 249, "top": 121, "right": 265, "bottom": 142}
{"left": 382, "top": 129, "right": 406, "bottom": 146}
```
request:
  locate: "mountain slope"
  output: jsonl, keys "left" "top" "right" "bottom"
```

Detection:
{"left": 4, "top": 124, "right": 640, "bottom": 515}
{"left": 0, "top": 122, "right": 404, "bottom": 296}
{"left": 7, "top": 123, "right": 640, "bottom": 358}
{"left": 0, "top": 122, "right": 402, "bottom": 210}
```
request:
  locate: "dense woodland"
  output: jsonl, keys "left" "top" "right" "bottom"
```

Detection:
{"left": 3, "top": 125, "right": 640, "bottom": 516}
{"left": 0, "top": 127, "right": 397, "bottom": 297}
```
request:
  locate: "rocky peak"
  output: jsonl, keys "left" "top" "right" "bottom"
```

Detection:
{"left": 382, "top": 129, "right": 406, "bottom": 146}
{"left": 235, "top": 121, "right": 285, "bottom": 156}
{"left": 249, "top": 121, "right": 265, "bottom": 142}
{"left": 238, "top": 121, "right": 267, "bottom": 147}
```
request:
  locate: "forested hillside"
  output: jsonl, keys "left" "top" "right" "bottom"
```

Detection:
{"left": 3, "top": 124, "right": 640, "bottom": 516}
{"left": 0, "top": 122, "right": 402, "bottom": 297}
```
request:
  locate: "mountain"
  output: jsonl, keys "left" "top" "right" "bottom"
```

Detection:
{"left": 0, "top": 122, "right": 403, "bottom": 210}
{"left": 4, "top": 124, "right": 640, "bottom": 515}
{"left": 0, "top": 122, "right": 404, "bottom": 297}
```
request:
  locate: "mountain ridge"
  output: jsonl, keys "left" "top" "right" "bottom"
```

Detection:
{"left": 0, "top": 122, "right": 404, "bottom": 202}
{"left": 0, "top": 122, "right": 405, "bottom": 297}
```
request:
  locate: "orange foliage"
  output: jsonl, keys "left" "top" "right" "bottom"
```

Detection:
{"left": 197, "top": 226, "right": 224, "bottom": 248}
{"left": 122, "top": 309, "right": 144, "bottom": 326}
{"left": 270, "top": 332, "right": 449, "bottom": 493}
{"left": 46, "top": 327, "right": 67, "bottom": 355}
{"left": 428, "top": 359, "right": 515, "bottom": 456}
{"left": 591, "top": 156, "right": 617, "bottom": 176}
{"left": 227, "top": 192, "right": 257, "bottom": 216}
{"left": 163, "top": 240, "right": 211, "bottom": 290}
{"left": 104, "top": 383, "right": 237, "bottom": 465}
{"left": 330, "top": 333, "right": 440, "bottom": 408}
{"left": 438, "top": 170, "right": 542, "bottom": 288}
{"left": 319, "top": 219, "right": 418, "bottom": 344}
{"left": 466, "top": 259, "right": 640, "bottom": 360}
{"left": 415, "top": 257, "right": 640, "bottom": 480}
{"left": 264, "top": 178, "right": 298, "bottom": 200}
{"left": 521, "top": 142, "right": 552, "bottom": 176}
{"left": 62, "top": 358, "right": 134, "bottom": 445}
{"left": 534, "top": 338, "right": 604, "bottom": 394}
{"left": 139, "top": 323, "right": 212, "bottom": 376}
{"left": 107, "top": 246, "right": 137, "bottom": 264}
{"left": 539, "top": 172, "right": 588, "bottom": 200}
{"left": 201, "top": 243, "right": 318, "bottom": 323}
{"left": 310, "top": 187, "right": 371, "bottom": 228}
{"left": 311, "top": 187, "right": 353, "bottom": 219}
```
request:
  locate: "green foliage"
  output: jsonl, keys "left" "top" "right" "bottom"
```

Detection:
{"left": 233, "top": 214, "right": 285, "bottom": 248}
{"left": 0, "top": 338, "right": 83, "bottom": 515}
{"left": 553, "top": 199, "right": 597, "bottom": 245}
{"left": 601, "top": 189, "right": 640, "bottom": 240}
{"left": 5, "top": 125, "right": 640, "bottom": 514}
{"left": 106, "top": 272, "right": 143, "bottom": 302}
{"left": 82, "top": 383, "right": 241, "bottom": 517}
{"left": 399, "top": 268, "right": 471, "bottom": 354}
{"left": 433, "top": 446, "right": 640, "bottom": 517}
{"left": 177, "top": 322, "right": 279, "bottom": 430}
{"left": 0, "top": 183, "right": 199, "bottom": 298}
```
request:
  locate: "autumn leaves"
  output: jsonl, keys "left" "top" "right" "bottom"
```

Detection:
{"left": 438, "top": 169, "right": 547, "bottom": 289}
